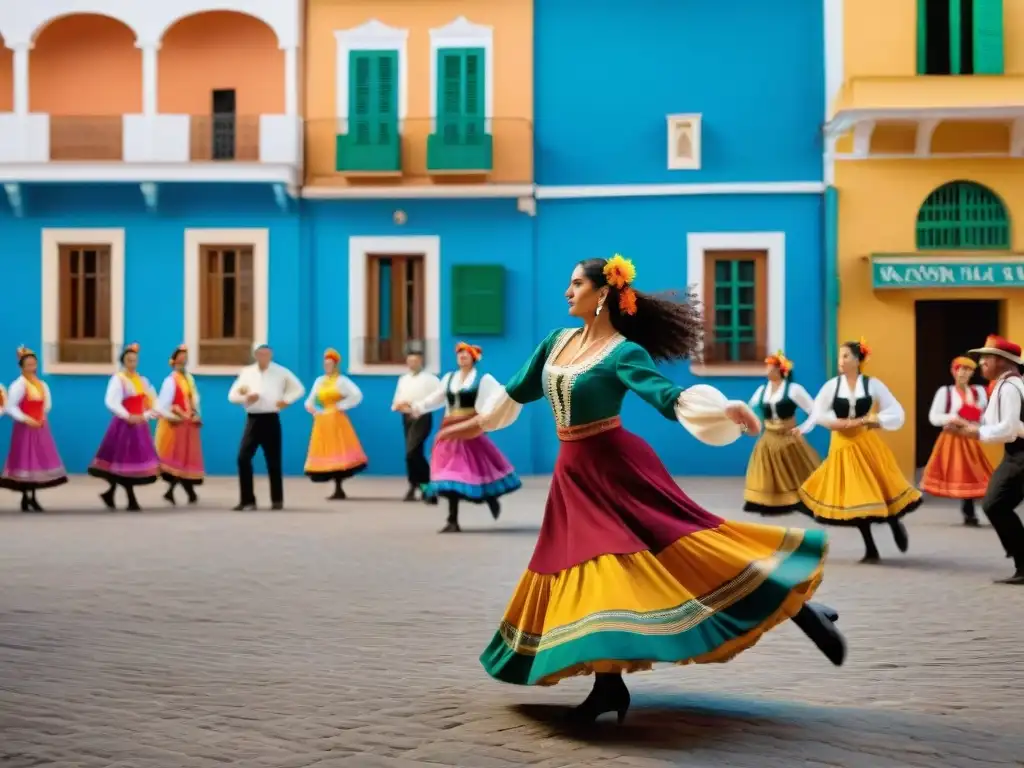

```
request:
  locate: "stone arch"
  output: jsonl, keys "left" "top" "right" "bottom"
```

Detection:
{"left": 916, "top": 180, "right": 1011, "bottom": 250}
{"left": 157, "top": 10, "right": 283, "bottom": 116}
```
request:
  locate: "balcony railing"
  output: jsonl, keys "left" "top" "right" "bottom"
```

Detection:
{"left": 0, "top": 113, "right": 301, "bottom": 166}
{"left": 305, "top": 117, "right": 532, "bottom": 186}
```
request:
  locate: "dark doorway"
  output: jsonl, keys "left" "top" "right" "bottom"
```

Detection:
{"left": 211, "top": 89, "right": 237, "bottom": 160}
{"left": 914, "top": 299, "right": 999, "bottom": 467}
{"left": 921, "top": 0, "right": 975, "bottom": 75}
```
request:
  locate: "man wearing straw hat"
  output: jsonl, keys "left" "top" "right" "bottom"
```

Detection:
{"left": 227, "top": 343, "right": 305, "bottom": 510}
{"left": 946, "top": 335, "right": 1024, "bottom": 584}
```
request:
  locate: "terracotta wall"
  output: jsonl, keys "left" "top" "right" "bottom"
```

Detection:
{"left": 0, "top": 36, "right": 11, "bottom": 111}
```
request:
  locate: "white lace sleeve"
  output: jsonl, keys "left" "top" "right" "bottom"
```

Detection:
{"left": 674, "top": 384, "right": 749, "bottom": 446}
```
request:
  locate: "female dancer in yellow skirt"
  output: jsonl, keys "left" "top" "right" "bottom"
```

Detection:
{"left": 304, "top": 348, "right": 368, "bottom": 500}
{"left": 155, "top": 345, "right": 204, "bottom": 505}
{"left": 441, "top": 254, "right": 844, "bottom": 724}
{"left": 798, "top": 338, "right": 922, "bottom": 563}
{"left": 921, "top": 356, "right": 993, "bottom": 526}
{"left": 743, "top": 351, "right": 821, "bottom": 515}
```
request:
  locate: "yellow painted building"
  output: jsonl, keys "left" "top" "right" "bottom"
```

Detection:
{"left": 302, "top": 0, "right": 533, "bottom": 190}
{"left": 826, "top": 0, "right": 1024, "bottom": 476}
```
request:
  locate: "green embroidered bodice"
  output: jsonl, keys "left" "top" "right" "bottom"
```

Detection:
{"left": 505, "top": 328, "right": 684, "bottom": 428}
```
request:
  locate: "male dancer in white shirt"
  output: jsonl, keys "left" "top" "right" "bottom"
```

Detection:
{"left": 392, "top": 351, "right": 441, "bottom": 503}
{"left": 227, "top": 343, "right": 305, "bottom": 510}
{"left": 946, "top": 335, "right": 1024, "bottom": 584}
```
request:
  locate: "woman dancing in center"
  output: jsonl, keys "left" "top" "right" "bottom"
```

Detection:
{"left": 798, "top": 339, "right": 922, "bottom": 562}
{"left": 742, "top": 351, "right": 820, "bottom": 516}
{"left": 155, "top": 345, "right": 205, "bottom": 505}
{"left": 442, "top": 255, "right": 844, "bottom": 724}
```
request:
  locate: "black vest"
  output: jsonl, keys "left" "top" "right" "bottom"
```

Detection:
{"left": 832, "top": 376, "right": 873, "bottom": 419}
{"left": 446, "top": 370, "right": 483, "bottom": 411}
{"left": 759, "top": 380, "right": 798, "bottom": 421}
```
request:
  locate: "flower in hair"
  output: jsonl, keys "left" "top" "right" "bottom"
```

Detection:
{"left": 618, "top": 286, "right": 638, "bottom": 316}
{"left": 858, "top": 336, "right": 872, "bottom": 360}
{"left": 603, "top": 254, "right": 636, "bottom": 290}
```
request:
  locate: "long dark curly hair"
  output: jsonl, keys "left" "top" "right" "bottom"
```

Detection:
{"left": 578, "top": 258, "right": 704, "bottom": 362}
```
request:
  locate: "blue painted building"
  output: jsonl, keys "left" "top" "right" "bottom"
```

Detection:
{"left": 0, "top": 0, "right": 830, "bottom": 482}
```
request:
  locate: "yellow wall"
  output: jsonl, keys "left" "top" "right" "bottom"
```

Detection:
{"left": 843, "top": 0, "right": 1024, "bottom": 78}
{"left": 303, "top": 0, "right": 533, "bottom": 187}
{"left": 834, "top": 159, "right": 1024, "bottom": 476}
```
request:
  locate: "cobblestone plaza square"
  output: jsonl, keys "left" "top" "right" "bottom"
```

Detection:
{"left": 2, "top": 476, "right": 1023, "bottom": 767}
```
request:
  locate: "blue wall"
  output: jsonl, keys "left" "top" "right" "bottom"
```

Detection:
{"left": 533, "top": 0, "right": 825, "bottom": 185}
{"left": 0, "top": 183, "right": 307, "bottom": 478}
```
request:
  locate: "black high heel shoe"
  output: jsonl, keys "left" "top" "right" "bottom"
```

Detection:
{"left": 566, "top": 674, "right": 631, "bottom": 725}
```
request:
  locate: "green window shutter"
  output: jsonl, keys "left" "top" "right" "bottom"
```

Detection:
{"left": 949, "top": 0, "right": 962, "bottom": 74}
{"left": 916, "top": 180, "right": 1010, "bottom": 250}
{"left": 436, "top": 48, "right": 486, "bottom": 145}
{"left": 916, "top": 0, "right": 928, "bottom": 75}
{"left": 973, "top": 0, "right": 1005, "bottom": 74}
{"left": 348, "top": 50, "right": 398, "bottom": 145}
{"left": 451, "top": 265, "right": 505, "bottom": 335}
{"left": 711, "top": 259, "right": 757, "bottom": 362}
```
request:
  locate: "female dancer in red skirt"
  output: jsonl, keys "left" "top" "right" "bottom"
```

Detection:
{"left": 441, "top": 255, "right": 845, "bottom": 724}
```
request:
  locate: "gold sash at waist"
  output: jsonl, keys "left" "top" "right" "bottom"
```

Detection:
{"left": 764, "top": 418, "right": 797, "bottom": 433}
{"left": 443, "top": 408, "right": 476, "bottom": 423}
{"left": 556, "top": 416, "right": 622, "bottom": 442}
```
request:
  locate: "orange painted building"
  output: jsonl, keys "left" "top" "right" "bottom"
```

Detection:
{"left": 303, "top": 0, "right": 534, "bottom": 190}
{"left": 824, "top": 0, "right": 1024, "bottom": 476}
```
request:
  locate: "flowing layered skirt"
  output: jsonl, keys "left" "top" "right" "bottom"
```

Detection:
{"left": 743, "top": 419, "right": 821, "bottom": 515}
{"left": 920, "top": 431, "right": 993, "bottom": 499}
{"left": 88, "top": 418, "right": 159, "bottom": 486}
{"left": 424, "top": 414, "right": 521, "bottom": 502}
{"left": 0, "top": 422, "right": 67, "bottom": 491}
{"left": 797, "top": 427, "right": 922, "bottom": 525}
{"left": 304, "top": 409, "right": 368, "bottom": 481}
{"left": 155, "top": 418, "right": 205, "bottom": 484}
{"left": 480, "top": 423, "right": 827, "bottom": 686}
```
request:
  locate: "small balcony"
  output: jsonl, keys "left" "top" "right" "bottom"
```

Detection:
{"left": 0, "top": 113, "right": 302, "bottom": 183}
{"left": 426, "top": 117, "right": 493, "bottom": 174}
{"left": 305, "top": 117, "right": 531, "bottom": 188}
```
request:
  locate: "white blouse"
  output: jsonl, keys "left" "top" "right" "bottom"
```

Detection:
{"left": 979, "top": 373, "right": 1024, "bottom": 444}
{"left": 104, "top": 374, "right": 160, "bottom": 421}
{"left": 928, "top": 384, "right": 987, "bottom": 427}
{"left": 811, "top": 374, "right": 905, "bottom": 431}
{"left": 411, "top": 369, "right": 502, "bottom": 418}
{"left": 4, "top": 377, "right": 52, "bottom": 423}
{"left": 304, "top": 375, "right": 363, "bottom": 413}
{"left": 156, "top": 374, "right": 202, "bottom": 420}
{"left": 748, "top": 381, "right": 817, "bottom": 435}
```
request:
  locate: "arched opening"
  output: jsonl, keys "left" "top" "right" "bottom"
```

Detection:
{"left": 916, "top": 180, "right": 1010, "bottom": 250}
{"left": 0, "top": 35, "right": 13, "bottom": 112}
{"left": 159, "top": 11, "right": 283, "bottom": 162}
{"left": 30, "top": 14, "right": 141, "bottom": 160}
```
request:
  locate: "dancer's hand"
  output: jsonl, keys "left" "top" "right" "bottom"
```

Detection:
{"left": 789, "top": 426, "right": 801, "bottom": 436}
{"left": 245, "top": 393, "right": 260, "bottom": 405}
{"left": 393, "top": 401, "right": 411, "bottom": 414}
{"left": 25, "top": 417, "right": 42, "bottom": 428}
{"left": 725, "top": 403, "right": 761, "bottom": 436}
{"left": 276, "top": 400, "right": 289, "bottom": 410}
{"left": 305, "top": 403, "right": 316, "bottom": 415}
{"left": 438, "top": 417, "right": 483, "bottom": 441}
{"left": 128, "top": 414, "right": 145, "bottom": 425}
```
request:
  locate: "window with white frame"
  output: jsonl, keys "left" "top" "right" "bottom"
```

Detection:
{"left": 184, "top": 228, "right": 269, "bottom": 374}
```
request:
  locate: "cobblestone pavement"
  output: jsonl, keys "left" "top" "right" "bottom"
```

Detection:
{"left": 2, "top": 475, "right": 1023, "bottom": 768}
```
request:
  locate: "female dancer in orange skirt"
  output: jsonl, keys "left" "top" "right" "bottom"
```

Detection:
{"left": 155, "top": 345, "right": 204, "bottom": 505}
{"left": 441, "top": 255, "right": 843, "bottom": 723}
{"left": 303, "top": 348, "right": 367, "bottom": 500}
{"left": 921, "top": 356, "right": 992, "bottom": 526}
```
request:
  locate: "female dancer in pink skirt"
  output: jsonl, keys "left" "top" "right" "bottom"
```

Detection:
{"left": 0, "top": 346, "right": 68, "bottom": 511}
{"left": 395, "top": 342, "right": 521, "bottom": 532}
{"left": 441, "top": 255, "right": 844, "bottom": 724}
{"left": 88, "top": 342, "right": 161, "bottom": 511}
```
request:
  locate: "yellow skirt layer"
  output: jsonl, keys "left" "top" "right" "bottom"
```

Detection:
{"left": 480, "top": 522, "right": 827, "bottom": 686}
{"left": 743, "top": 419, "right": 821, "bottom": 514}
{"left": 304, "top": 409, "right": 368, "bottom": 480}
{"left": 798, "top": 426, "right": 922, "bottom": 525}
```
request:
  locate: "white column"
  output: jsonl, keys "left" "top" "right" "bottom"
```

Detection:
{"left": 283, "top": 45, "right": 298, "bottom": 116}
{"left": 139, "top": 42, "right": 160, "bottom": 116}
{"left": 12, "top": 44, "right": 30, "bottom": 116}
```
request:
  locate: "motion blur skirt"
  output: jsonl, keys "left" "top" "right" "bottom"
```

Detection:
{"left": 920, "top": 431, "right": 993, "bottom": 500}
{"left": 480, "top": 422, "right": 827, "bottom": 687}
{"left": 743, "top": 419, "right": 821, "bottom": 516}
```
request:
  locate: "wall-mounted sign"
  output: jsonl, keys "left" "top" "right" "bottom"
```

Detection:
{"left": 871, "top": 254, "right": 1024, "bottom": 290}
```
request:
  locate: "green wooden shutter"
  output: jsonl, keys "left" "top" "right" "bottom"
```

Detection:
{"left": 436, "top": 48, "right": 486, "bottom": 145}
{"left": 973, "top": 0, "right": 1005, "bottom": 74}
{"left": 451, "top": 265, "right": 505, "bottom": 335}
{"left": 916, "top": 0, "right": 928, "bottom": 74}
{"left": 439, "top": 51, "right": 463, "bottom": 145}
{"left": 463, "top": 50, "right": 485, "bottom": 145}
{"left": 348, "top": 50, "right": 398, "bottom": 145}
{"left": 949, "top": 0, "right": 962, "bottom": 74}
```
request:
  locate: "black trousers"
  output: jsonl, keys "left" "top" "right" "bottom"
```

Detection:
{"left": 403, "top": 413, "right": 432, "bottom": 487}
{"left": 981, "top": 451, "right": 1024, "bottom": 569}
{"left": 238, "top": 413, "right": 283, "bottom": 505}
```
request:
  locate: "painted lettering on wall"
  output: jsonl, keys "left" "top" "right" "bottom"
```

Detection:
{"left": 872, "top": 260, "right": 1024, "bottom": 289}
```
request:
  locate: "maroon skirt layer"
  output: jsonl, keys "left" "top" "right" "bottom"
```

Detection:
{"left": 529, "top": 426, "right": 723, "bottom": 575}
